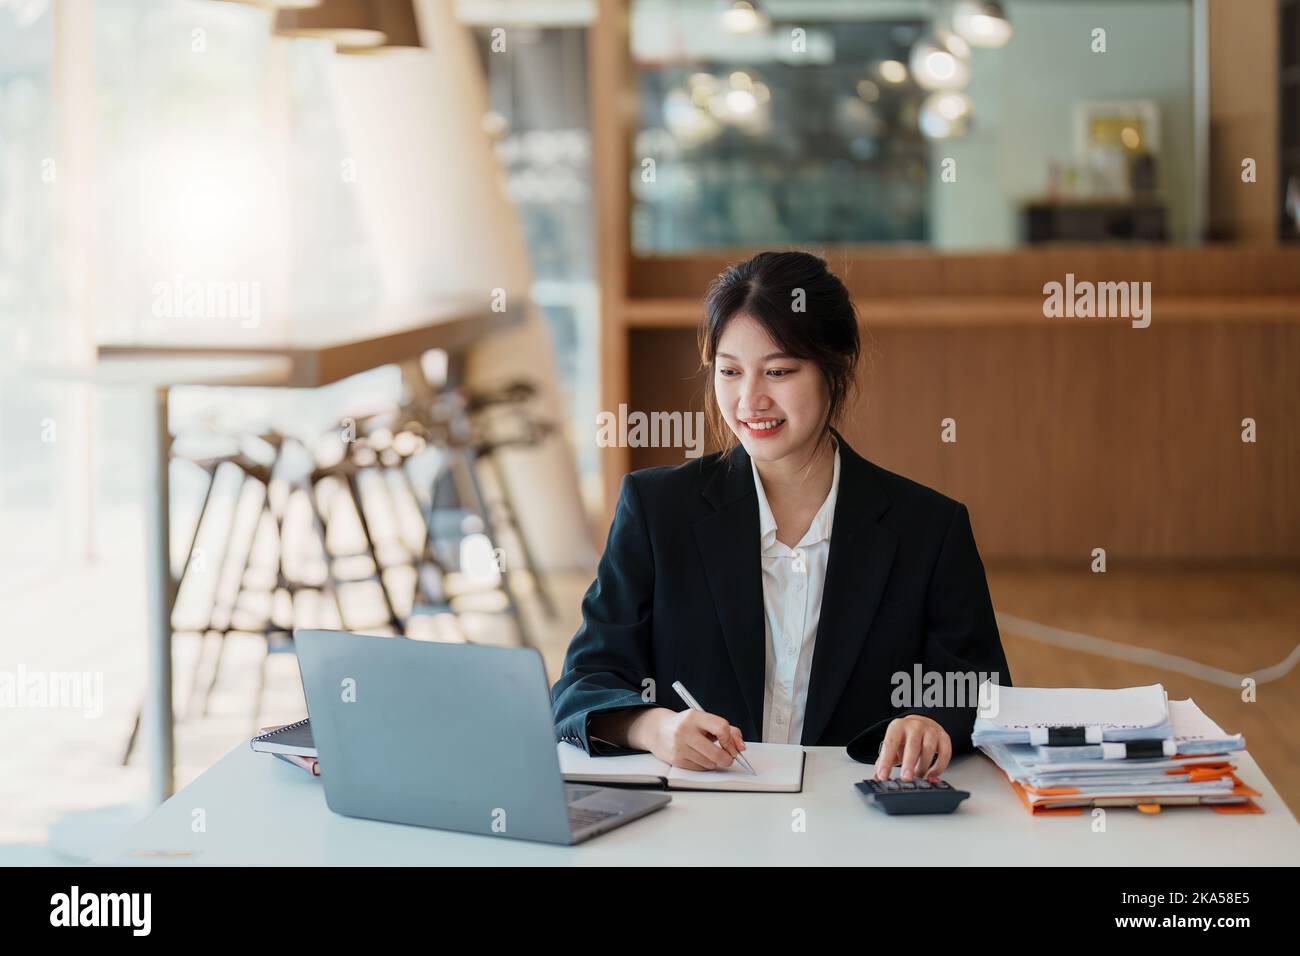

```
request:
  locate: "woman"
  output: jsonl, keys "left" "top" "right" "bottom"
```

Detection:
{"left": 551, "top": 251, "right": 1011, "bottom": 782}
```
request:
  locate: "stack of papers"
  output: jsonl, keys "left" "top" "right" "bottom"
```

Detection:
{"left": 972, "top": 683, "right": 1173, "bottom": 746}
{"left": 972, "top": 682, "right": 1259, "bottom": 815}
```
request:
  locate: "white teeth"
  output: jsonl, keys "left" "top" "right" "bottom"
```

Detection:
{"left": 746, "top": 419, "right": 784, "bottom": 430}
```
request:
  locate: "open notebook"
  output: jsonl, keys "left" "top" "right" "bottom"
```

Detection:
{"left": 557, "top": 741, "right": 805, "bottom": 792}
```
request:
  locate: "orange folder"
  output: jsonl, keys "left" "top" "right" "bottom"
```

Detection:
{"left": 1005, "top": 774, "right": 1262, "bottom": 816}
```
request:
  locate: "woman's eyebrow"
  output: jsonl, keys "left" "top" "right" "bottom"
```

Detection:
{"left": 716, "top": 351, "right": 796, "bottom": 361}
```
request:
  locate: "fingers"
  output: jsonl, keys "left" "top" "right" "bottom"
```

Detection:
{"left": 898, "top": 728, "right": 922, "bottom": 781}
{"left": 685, "top": 733, "right": 729, "bottom": 769}
{"left": 667, "top": 727, "right": 717, "bottom": 771}
{"left": 696, "top": 713, "right": 743, "bottom": 767}
{"left": 929, "top": 732, "right": 953, "bottom": 779}
{"left": 665, "top": 712, "right": 748, "bottom": 770}
{"left": 673, "top": 712, "right": 731, "bottom": 769}
{"left": 911, "top": 731, "right": 938, "bottom": 781}
{"left": 699, "top": 714, "right": 740, "bottom": 758}
{"left": 676, "top": 756, "right": 713, "bottom": 772}
{"left": 873, "top": 723, "right": 956, "bottom": 780}
{"left": 665, "top": 710, "right": 747, "bottom": 771}
{"left": 874, "top": 726, "right": 902, "bottom": 780}
{"left": 876, "top": 718, "right": 953, "bottom": 781}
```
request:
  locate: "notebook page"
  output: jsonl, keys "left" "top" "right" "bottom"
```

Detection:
{"left": 556, "top": 742, "right": 669, "bottom": 782}
{"left": 665, "top": 743, "right": 804, "bottom": 792}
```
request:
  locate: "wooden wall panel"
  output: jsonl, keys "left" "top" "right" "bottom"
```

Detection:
{"left": 591, "top": 0, "right": 633, "bottom": 521}
{"left": 627, "top": 247, "right": 1300, "bottom": 301}
{"left": 1208, "top": 0, "right": 1279, "bottom": 242}
{"left": 592, "top": 0, "right": 1300, "bottom": 548}
{"left": 625, "top": 320, "right": 1300, "bottom": 563}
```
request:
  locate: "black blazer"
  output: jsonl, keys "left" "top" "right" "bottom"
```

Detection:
{"left": 550, "top": 430, "right": 1011, "bottom": 764}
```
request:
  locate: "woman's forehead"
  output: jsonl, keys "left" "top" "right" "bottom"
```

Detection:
{"left": 716, "top": 313, "right": 785, "bottom": 354}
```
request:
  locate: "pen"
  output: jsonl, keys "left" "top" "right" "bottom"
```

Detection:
{"left": 671, "top": 680, "right": 757, "bottom": 776}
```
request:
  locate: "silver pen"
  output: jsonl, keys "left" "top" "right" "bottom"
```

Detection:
{"left": 671, "top": 680, "right": 757, "bottom": 776}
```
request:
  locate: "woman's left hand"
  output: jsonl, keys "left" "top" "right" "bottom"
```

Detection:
{"left": 873, "top": 714, "right": 952, "bottom": 781}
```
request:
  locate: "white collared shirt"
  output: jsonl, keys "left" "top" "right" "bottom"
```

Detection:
{"left": 751, "top": 443, "right": 841, "bottom": 745}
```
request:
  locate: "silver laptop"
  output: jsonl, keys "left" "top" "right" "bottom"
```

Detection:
{"left": 293, "top": 629, "right": 671, "bottom": 845}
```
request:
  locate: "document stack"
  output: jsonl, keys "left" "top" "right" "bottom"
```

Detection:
{"left": 971, "top": 682, "right": 1260, "bottom": 815}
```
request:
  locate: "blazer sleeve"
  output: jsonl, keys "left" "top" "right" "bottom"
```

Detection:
{"left": 550, "top": 474, "right": 664, "bottom": 756}
{"left": 846, "top": 501, "right": 1012, "bottom": 764}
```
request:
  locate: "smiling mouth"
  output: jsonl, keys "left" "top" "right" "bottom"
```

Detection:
{"left": 741, "top": 418, "right": 787, "bottom": 435}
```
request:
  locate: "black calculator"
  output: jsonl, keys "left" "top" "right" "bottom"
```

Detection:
{"left": 854, "top": 777, "right": 970, "bottom": 815}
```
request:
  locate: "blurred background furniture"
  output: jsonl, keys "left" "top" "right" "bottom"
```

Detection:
{"left": 1021, "top": 200, "right": 1168, "bottom": 243}
{"left": 97, "top": 302, "right": 523, "bottom": 802}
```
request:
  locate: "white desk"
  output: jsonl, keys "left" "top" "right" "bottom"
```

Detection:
{"left": 94, "top": 745, "right": 1300, "bottom": 866}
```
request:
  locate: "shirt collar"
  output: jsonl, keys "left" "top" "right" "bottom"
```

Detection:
{"left": 751, "top": 438, "right": 841, "bottom": 552}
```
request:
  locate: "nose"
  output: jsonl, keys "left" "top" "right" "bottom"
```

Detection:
{"left": 738, "top": 375, "right": 771, "bottom": 414}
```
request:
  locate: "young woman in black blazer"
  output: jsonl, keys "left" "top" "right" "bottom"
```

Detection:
{"left": 551, "top": 251, "right": 1011, "bottom": 782}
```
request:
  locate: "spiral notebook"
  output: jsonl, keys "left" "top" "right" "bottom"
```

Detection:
{"left": 250, "top": 718, "right": 316, "bottom": 757}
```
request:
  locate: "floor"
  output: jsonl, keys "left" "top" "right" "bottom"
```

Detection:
{"left": 987, "top": 566, "right": 1300, "bottom": 822}
{"left": 4, "top": 546, "right": 1297, "bottom": 865}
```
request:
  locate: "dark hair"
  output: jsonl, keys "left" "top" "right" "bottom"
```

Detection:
{"left": 699, "top": 250, "right": 861, "bottom": 456}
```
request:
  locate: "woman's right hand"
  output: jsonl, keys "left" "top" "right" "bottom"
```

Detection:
{"left": 630, "top": 707, "right": 746, "bottom": 771}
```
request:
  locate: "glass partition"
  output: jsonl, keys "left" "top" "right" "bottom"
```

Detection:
{"left": 629, "top": 0, "right": 1199, "bottom": 253}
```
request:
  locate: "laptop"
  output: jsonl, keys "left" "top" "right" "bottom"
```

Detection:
{"left": 293, "top": 629, "right": 671, "bottom": 845}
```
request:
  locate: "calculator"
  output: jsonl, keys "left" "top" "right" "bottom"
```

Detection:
{"left": 854, "top": 777, "right": 971, "bottom": 815}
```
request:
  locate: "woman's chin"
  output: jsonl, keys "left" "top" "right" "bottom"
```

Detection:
{"left": 738, "top": 433, "right": 794, "bottom": 462}
{"left": 735, "top": 424, "right": 823, "bottom": 464}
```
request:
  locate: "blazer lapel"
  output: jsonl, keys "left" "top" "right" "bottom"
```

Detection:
{"left": 693, "top": 446, "right": 765, "bottom": 739}
{"left": 800, "top": 432, "right": 897, "bottom": 746}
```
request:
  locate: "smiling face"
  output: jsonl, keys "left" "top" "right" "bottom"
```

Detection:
{"left": 713, "top": 312, "right": 830, "bottom": 465}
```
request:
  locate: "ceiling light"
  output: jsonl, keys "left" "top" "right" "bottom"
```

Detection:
{"left": 878, "top": 59, "right": 908, "bottom": 85}
{"left": 910, "top": 30, "right": 971, "bottom": 91}
{"left": 919, "top": 91, "right": 973, "bottom": 139}
{"left": 721, "top": 1, "right": 768, "bottom": 35}
{"left": 953, "top": 0, "right": 1014, "bottom": 48}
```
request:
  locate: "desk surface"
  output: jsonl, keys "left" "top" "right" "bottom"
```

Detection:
{"left": 94, "top": 745, "right": 1300, "bottom": 866}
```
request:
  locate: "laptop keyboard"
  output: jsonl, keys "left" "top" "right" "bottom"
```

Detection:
{"left": 566, "top": 786, "right": 624, "bottom": 832}
{"left": 568, "top": 805, "right": 620, "bottom": 831}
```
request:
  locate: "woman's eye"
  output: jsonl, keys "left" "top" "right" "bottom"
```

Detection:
{"left": 718, "top": 368, "right": 739, "bottom": 377}
{"left": 767, "top": 368, "right": 795, "bottom": 378}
